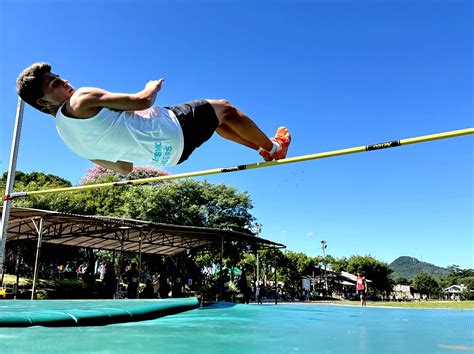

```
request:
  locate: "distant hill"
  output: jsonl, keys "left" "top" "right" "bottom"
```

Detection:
{"left": 390, "top": 256, "right": 449, "bottom": 280}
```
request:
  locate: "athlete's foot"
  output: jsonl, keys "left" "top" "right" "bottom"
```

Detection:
{"left": 259, "top": 149, "right": 273, "bottom": 162}
{"left": 271, "top": 127, "right": 291, "bottom": 160}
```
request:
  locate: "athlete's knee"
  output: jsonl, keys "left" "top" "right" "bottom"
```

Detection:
{"left": 219, "top": 99, "right": 231, "bottom": 106}
{"left": 211, "top": 99, "right": 237, "bottom": 124}
{"left": 215, "top": 98, "right": 233, "bottom": 109}
{"left": 208, "top": 99, "right": 231, "bottom": 108}
{"left": 220, "top": 99, "right": 238, "bottom": 120}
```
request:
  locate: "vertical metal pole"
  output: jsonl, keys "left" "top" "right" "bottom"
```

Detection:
{"left": 255, "top": 225, "right": 260, "bottom": 293}
{"left": 321, "top": 240, "right": 328, "bottom": 297}
{"left": 31, "top": 218, "right": 44, "bottom": 300}
{"left": 115, "top": 230, "right": 125, "bottom": 298}
{"left": 220, "top": 236, "right": 224, "bottom": 301}
{"left": 274, "top": 248, "right": 277, "bottom": 305}
{"left": 256, "top": 252, "right": 260, "bottom": 284}
{"left": 0, "top": 98, "right": 25, "bottom": 277}
{"left": 256, "top": 250, "right": 260, "bottom": 300}
{"left": 137, "top": 228, "right": 143, "bottom": 299}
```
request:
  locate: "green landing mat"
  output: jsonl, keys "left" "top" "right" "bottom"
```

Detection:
{"left": 0, "top": 297, "right": 199, "bottom": 327}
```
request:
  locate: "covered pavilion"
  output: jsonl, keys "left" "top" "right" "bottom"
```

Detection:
{"left": 2, "top": 207, "right": 285, "bottom": 299}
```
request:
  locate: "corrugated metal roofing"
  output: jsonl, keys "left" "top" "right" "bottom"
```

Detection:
{"left": 4, "top": 207, "right": 285, "bottom": 255}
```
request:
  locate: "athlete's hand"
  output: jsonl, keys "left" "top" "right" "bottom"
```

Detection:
{"left": 145, "top": 79, "right": 164, "bottom": 93}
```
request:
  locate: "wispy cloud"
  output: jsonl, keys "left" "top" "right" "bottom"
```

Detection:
{"left": 281, "top": 229, "right": 288, "bottom": 234}
{"left": 306, "top": 231, "right": 314, "bottom": 237}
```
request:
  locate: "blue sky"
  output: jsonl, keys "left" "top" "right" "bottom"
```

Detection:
{"left": 1, "top": 0, "right": 472, "bottom": 269}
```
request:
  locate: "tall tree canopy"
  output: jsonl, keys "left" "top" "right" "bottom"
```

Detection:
{"left": 6, "top": 168, "right": 258, "bottom": 231}
{"left": 346, "top": 255, "right": 393, "bottom": 296}
{"left": 412, "top": 272, "right": 440, "bottom": 298}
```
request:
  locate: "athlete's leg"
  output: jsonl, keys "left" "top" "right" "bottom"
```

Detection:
{"left": 215, "top": 123, "right": 259, "bottom": 150}
{"left": 208, "top": 99, "right": 273, "bottom": 151}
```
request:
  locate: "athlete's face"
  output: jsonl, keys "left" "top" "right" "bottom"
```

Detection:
{"left": 37, "top": 72, "right": 75, "bottom": 107}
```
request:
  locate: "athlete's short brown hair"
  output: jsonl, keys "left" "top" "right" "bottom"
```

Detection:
{"left": 16, "top": 62, "right": 52, "bottom": 113}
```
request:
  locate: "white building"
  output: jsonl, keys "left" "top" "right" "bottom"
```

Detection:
{"left": 443, "top": 284, "right": 467, "bottom": 300}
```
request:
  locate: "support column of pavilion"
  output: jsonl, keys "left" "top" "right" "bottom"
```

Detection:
{"left": 137, "top": 227, "right": 143, "bottom": 299}
{"left": 31, "top": 217, "right": 44, "bottom": 300}
{"left": 115, "top": 229, "right": 126, "bottom": 298}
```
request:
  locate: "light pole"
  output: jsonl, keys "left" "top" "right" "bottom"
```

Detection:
{"left": 244, "top": 224, "right": 261, "bottom": 300}
{"left": 255, "top": 225, "right": 260, "bottom": 288}
{"left": 321, "top": 240, "right": 328, "bottom": 296}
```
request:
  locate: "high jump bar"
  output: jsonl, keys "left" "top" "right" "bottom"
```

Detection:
{"left": 3, "top": 127, "right": 473, "bottom": 200}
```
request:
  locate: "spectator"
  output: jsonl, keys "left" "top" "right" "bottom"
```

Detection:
{"left": 81, "top": 265, "right": 96, "bottom": 292}
{"left": 141, "top": 279, "right": 156, "bottom": 299}
{"left": 356, "top": 271, "right": 368, "bottom": 307}
{"left": 125, "top": 262, "right": 139, "bottom": 299}
{"left": 102, "top": 261, "right": 117, "bottom": 299}
{"left": 255, "top": 283, "right": 262, "bottom": 304}
{"left": 158, "top": 272, "right": 170, "bottom": 299}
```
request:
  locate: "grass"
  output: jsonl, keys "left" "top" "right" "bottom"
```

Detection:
{"left": 1, "top": 274, "right": 31, "bottom": 287}
{"left": 2, "top": 275, "right": 473, "bottom": 309}
{"left": 335, "top": 300, "right": 474, "bottom": 310}
{"left": 1, "top": 274, "right": 83, "bottom": 300}
{"left": 1, "top": 274, "right": 81, "bottom": 288}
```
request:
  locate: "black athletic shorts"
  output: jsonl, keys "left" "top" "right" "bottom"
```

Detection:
{"left": 166, "top": 99, "right": 219, "bottom": 164}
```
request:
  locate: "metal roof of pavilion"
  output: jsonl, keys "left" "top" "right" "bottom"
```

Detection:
{"left": 3, "top": 207, "right": 285, "bottom": 256}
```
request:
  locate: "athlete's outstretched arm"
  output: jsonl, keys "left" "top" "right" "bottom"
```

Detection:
{"left": 91, "top": 159, "right": 134, "bottom": 174}
{"left": 71, "top": 79, "right": 164, "bottom": 114}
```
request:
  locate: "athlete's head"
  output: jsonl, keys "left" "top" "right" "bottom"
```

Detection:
{"left": 17, "top": 62, "right": 75, "bottom": 115}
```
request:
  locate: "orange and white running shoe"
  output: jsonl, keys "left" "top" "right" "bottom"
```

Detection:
{"left": 259, "top": 149, "right": 273, "bottom": 162}
{"left": 271, "top": 126, "right": 291, "bottom": 160}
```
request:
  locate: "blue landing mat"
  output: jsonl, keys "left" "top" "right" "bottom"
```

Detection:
{"left": 0, "top": 297, "right": 199, "bottom": 327}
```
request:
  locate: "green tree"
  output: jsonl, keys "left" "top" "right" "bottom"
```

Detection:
{"left": 458, "top": 277, "right": 474, "bottom": 290}
{"left": 331, "top": 257, "right": 348, "bottom": 274}
{"left": 277, "top": 251, "right": 314, "bottom": 297}
{"left": 7, "top": 169, "right": 258, "bottom": 231}
{"left": 347, "top": 255, "right": 393, "bottom": 297}
{"left": 3, "top": 171, "right": 72, "bottom": 210}
{"left": 439, "top": 266, "right": 474, "bottom": 292}
{"left": 2, "top": 171, "right": 71, "bottom": 188}
{"left": 393, "top": 276, "right": 411, "bottom": 285}
{"left": 258, "top": 248, "right": 286, "bottom": 283}
{"left": 412, "top": 272, "right": 440, "bottom": 298}
{"left": 237, "top": 253, "right": 257, "bottom": 274}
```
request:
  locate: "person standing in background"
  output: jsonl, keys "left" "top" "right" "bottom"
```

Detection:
{"left": 356, "top": 272, "right": 367, "bottom": 307}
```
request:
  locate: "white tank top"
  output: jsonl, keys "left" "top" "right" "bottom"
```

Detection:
{"left": 55, "top": 105, "right": 184, "bottom": 166}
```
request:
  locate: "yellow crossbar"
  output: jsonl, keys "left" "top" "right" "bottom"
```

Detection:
{"left": 4, "top": 127, "right": 473, "bottom": 200}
